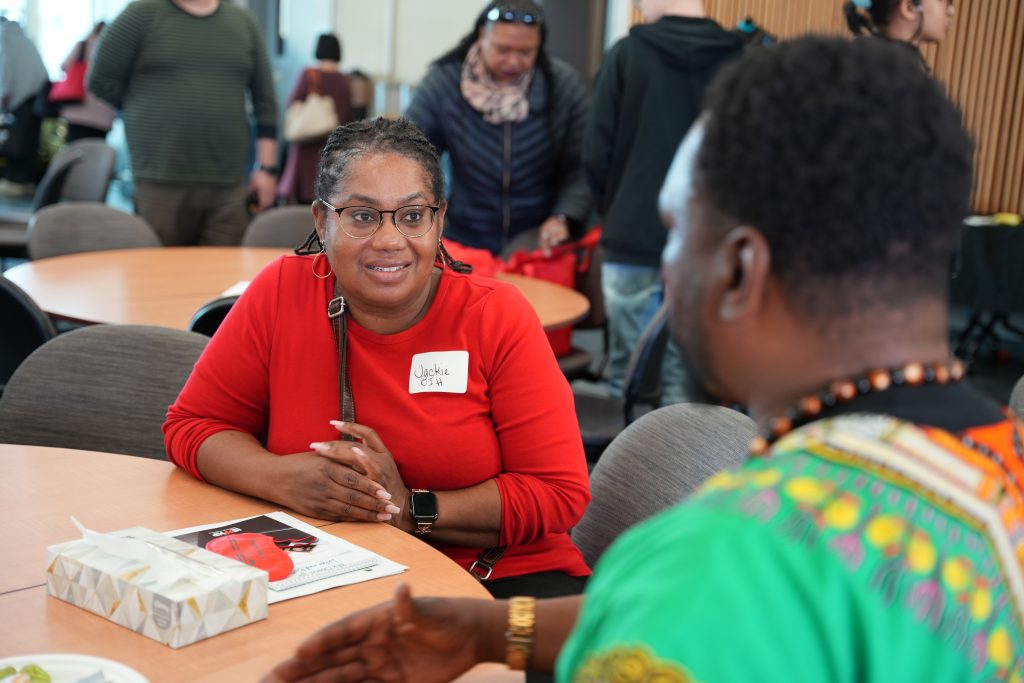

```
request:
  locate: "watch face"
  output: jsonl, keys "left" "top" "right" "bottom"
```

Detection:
{"left": 411, "top": 491, "right": 438, "bottom": 520}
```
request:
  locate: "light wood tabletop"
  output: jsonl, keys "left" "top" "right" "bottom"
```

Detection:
{"left": 0, "top": 444, "right": 521, "bottom": 683}
{"left": 4, "top": 247, "right": 589, "bottom": 332}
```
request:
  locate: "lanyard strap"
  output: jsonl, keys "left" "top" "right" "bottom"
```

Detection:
{"left": 328, "top": 284, "right": 355, "bottom": 439}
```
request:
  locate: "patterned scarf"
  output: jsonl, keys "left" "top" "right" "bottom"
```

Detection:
{"left": 459, "top": 40, "right": 533, "bottom": 125}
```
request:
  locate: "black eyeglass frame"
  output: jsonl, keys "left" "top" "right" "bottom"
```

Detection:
{"left": 317, "top": 198, "right": 441, "bottom": 240}
{"left": 485, "top": 4, "right": 543, "bottom": 26}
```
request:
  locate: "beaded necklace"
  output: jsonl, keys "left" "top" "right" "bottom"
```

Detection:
{"left": 749, "top": 359, "right": 967, "bottom": 456}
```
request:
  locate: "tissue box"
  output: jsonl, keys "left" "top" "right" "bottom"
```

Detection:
{"left": 46, "top": 526, "right": 268, "bottom": 648}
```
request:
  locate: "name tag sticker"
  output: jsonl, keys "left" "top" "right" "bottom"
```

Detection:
{"left": 409, "top": 351, "right": 469, "bottom": 394}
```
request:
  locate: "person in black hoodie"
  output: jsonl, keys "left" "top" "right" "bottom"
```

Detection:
{"left": 584, "top": 0, "right": 742, "bottom": 404}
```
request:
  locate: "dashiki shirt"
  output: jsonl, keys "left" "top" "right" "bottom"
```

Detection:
{"left": 558, "top": 412, "right": 1024, "bottom": 682}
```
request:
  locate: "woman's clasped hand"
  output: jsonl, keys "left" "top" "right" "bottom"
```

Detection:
{"left": 303, "top": 420, "right": 408, "bottom": 526}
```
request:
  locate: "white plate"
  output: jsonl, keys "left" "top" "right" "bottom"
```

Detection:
{"left": 0, "top": 654, "right": 148, "bottom": 683}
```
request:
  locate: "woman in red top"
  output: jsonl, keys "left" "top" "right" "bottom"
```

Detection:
{"left": 164, "top": 117, "right": 591, "bottom": 596}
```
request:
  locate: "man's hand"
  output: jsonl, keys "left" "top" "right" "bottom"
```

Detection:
{"left": 249, "top": 168, "right": 277, "bottom": 212}
{"left": 264, "top": 585, "right": 500, "bottom": 683}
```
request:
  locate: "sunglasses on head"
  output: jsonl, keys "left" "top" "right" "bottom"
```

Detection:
{"left": 486, "top": 4, "right": 543, "bottom": 26}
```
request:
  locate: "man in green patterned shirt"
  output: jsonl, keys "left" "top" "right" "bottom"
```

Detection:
{"left": 263, "top": 36, "right": 1023, "bottom": 683}
{"left": 90, "top": 0, "right": 279, "bottom": 245}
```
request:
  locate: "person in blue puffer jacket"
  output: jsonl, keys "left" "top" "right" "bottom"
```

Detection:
{"left": 404, "top": 0, "right": 590, "bottom": 256}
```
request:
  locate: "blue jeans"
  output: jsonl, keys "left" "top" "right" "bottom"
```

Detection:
{"left": 602, "top": 262, "right": 686, "bottom": 406}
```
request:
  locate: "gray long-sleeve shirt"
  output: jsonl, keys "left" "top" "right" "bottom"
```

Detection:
{"left": 88, "top": 0, "right": 277, "bottom": 185}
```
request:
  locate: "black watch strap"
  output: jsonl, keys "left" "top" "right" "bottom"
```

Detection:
{"left": 257, "top": 164, "right": 278, "bottom": 175}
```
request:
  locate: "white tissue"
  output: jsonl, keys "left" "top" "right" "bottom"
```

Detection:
{"left": 71, "top": 517, "right": 224, "bottom": 589}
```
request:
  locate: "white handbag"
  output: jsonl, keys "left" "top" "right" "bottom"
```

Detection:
{"left": 284, "top": 69, "right": 339, "bottom": 143}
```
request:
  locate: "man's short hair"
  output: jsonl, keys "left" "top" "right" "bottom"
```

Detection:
{"left": 696, "top": 36, "right": 973, "bottom": 316}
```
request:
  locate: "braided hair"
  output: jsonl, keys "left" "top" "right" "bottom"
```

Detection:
{"left": 297, "top": 117, "right": 471, "bottom": 274}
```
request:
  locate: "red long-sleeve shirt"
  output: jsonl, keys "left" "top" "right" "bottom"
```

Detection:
{"left": 164, "top": 255, "right": 591, "bottom": 579}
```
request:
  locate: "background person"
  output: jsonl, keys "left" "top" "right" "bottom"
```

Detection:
{"left": 266, "top": 36, "right": 1020, "bottom": 683}
{"left": 57, "top": 22, "right": 116, "bottom": 142}
{"left": 584, "top": 0, "right": 742, "bottom": 404}
{"left": 844, "top": 0, "right": 955, "bottom": 48}
{"left": 0, "top": 16, "right": 48, "bottom": 196}
{"left": 404, "top": 0, "right": 590, "bottom": 256}
{"left": 164, "top": 117, "right": 591, "bottom": 600}
{"left": 89, "top": 0, "right": 279, "bottom": 246}
{"left": 278, "top": 33, "right": 353, "bottom": 205}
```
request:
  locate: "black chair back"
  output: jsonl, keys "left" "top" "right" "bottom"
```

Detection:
{"left": 188, "top": 295, "right": 239, "bottom": 337}
{"left": 0, "top": 276, "right": 56, "bottom": 394}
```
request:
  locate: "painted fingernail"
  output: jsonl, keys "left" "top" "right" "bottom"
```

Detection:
{"left": 309, "top": 442, "right": 326, "bottom": 451}
{"left": 376, "top": 490, "right": 392, "bottom": 500}
{"left": 352, "top": 446, "right": 365, "bottom": 457}
{"left": 376, "top": 512, "right": 393, "bottom": 521}
{"left": 330, "top": 420, "right": 345, "bottom": 428}
{"left": 385, "top": 504, "right": 401, "bottom": 514}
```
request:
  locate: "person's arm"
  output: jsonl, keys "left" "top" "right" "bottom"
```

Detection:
{"left": 310, "top": 420, "right": 503, "bottom": 547}
{"left": 87, "top": 3, "right": 149, "bottom": 109}
{"left": 246, "top": 11, "right": 278, "bottom": 210}
{"left": 582, "top": 42, "right": 625, "bottom": 214}
{"left": 264, "top": 586, "right": 583, "bottom": 682}
{"left": 548, "top": 62, "right": 592, "bottom": 231}
{"left": 484, "top": 285, "right": 592, "bottom": 548}
{"left": 403, "top": 65, "right": 448, "bottom": 153}
{"left": 163, "top": 260, "right": 395, "bottom": 522}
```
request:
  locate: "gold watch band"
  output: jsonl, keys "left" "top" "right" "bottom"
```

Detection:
{"left": 505, "top": 596, "right": 536, "bottom": 671}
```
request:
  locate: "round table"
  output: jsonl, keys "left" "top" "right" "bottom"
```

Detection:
{"left": 4, "top": 247, "right": 589, "bottom": 331}
{"left": 0, "top": 444, "right": 521, "bottom": 682}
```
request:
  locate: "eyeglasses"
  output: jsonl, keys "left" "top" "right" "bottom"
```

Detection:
{"left": 318, "top": 199, "right": 440, "bottom": 239}
{"left": 486, "top": 4, "right": 543, "bottom": 26}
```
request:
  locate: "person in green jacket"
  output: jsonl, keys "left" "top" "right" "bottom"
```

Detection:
{"left": 89, "top": 0, "right": 279, "bottom": 246}
{"left": 264, "top": 36, "right": 1021, "bottom": 683}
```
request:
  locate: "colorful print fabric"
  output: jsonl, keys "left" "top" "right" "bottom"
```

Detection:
{"left": 559, "top": 414, "right": 1024, "bottom": 682}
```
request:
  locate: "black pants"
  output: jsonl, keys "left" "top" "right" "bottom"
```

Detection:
{"left": 66, "top": 123, "right": 108, "bottom": 142}
{"left": 2, "top": 98, "right": 41, "bottom": 183}
{"left": 484, "top": 571, "right": 588, "bottom": 683}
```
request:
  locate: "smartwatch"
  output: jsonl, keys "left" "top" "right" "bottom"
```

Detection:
{"left": 410, "top": 489, "right": 438, "bottom": 536}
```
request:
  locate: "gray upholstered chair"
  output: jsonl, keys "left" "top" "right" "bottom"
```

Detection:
{"left": 0, "top": 139, "right": 118, "bottom": 260}
{"left": 0, "top": 325, "right": 207, "bottom": 459}
{"left": 241, "top": 205, "right": 315, "bottom": 248}
{"left": 1010, "top": 375, "right": 1024, "bottom": 420}
{"left": 572, "top": 403, "right": 756, "bottom": 568}
{"left": 27, "top": 202, "right": 160, "bottom": 260}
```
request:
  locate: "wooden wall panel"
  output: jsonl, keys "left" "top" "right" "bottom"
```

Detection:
{"left": 630, "top": 1, "right": 1024, "bottom": 215}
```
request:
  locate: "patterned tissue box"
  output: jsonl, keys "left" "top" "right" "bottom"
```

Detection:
{"left": 46, "top": 526, "right": 268, "bottom": 648}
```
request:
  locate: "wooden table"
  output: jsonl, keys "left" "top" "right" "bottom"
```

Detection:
{"left": 0, "top": 444, "right": 521, "bottom": 682}
{"left": 4, "top": 247, "right": 589, "bottom": 331}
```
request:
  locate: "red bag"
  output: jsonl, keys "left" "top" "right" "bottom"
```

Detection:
{"left": 501, "top": 228, "right": 601, "bottom": 356}
{"left": 49, "top": 42, "right": 87, "bottom": 104}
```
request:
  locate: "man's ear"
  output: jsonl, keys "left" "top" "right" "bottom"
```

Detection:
{"left": 713, "top": 226, "right": 771, "bottom": 322}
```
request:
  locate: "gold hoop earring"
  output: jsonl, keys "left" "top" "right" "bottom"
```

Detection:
{"left": 312, "top": 249, "right": 331, "bottom": 280}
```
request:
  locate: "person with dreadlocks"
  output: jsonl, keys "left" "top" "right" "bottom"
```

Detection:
{"left": 844, "top": 0, "right": 955, "bottom": 53}
{"left": 164, "top": 117, "right": 591, "bottom": 599}
{"left": 404, "top": 0, "right": 590, "bottom": 256}
{"left": 267, "top": 36, "right": 1020, "bottom": 683}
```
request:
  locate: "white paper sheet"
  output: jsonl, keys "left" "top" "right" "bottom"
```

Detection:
{"left": 165, "top": 511, "right": 406, "bottom": 603}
